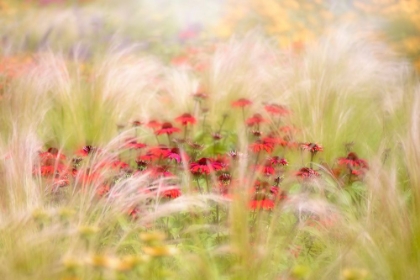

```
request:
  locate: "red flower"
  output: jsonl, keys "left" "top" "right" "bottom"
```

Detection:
{"left": 146, "top": 120, "right": 162, "bottom": 130}
{"left": 75, "top": 145, "right": 95, "bottom": 157}
{"left": 249, "top": 139, "right": 274, "bottom": 153}
{"left": 249, "top": 199, "right": 275, "bottom": 210}
{"left": 125, "top": 138, "right": 147, "bottom": 149}
{"left": 34, "top": 163, "right": 67, "bottom": 177}
{"left": 246, "top": 113, "right": 265, "bottom": 126}
{"left": 148, "top": 146, "right": 171, "bottom": 158}
{"left": 76, "top": 169, "right": 103, "bottom": 185}
{"left": 300, "top": 143, "right": 323, "bottom": 154}
{"left": 96, "top": 184, "right": 110, "bottom": 197}
{"left": 190, "top": 157, "right": 223, "bottom": 175}
{"left": 127, "top": 207, "right": 140, "bottom": 220}
{"left": 132, "top": 120, "right": 143, "bottom": 127}
{"left": 218, "top": 172, "right": 232, "bottom": 185}
{"left": 264, "top": 104, "right": 290, "bottom": 115}
{"left": 256, "top": 164, "right": 275, "bottom": 176}
{"left": 175, "top": 113, "right": 196, "bottom": 126}
{"left": 270, "top": 186, "right": 287, "bottom": 201}
{"left": 155, "top": 122, "right": 181, "bottom": 135}
{"left": 337, "top": 152, "right": 368, "bottom": 169}
{"left": 148, "top": 166, "right": 174, "bottom": 178}
{"left": 38, "top": 147, "right": 66, "bottom": 163}
{"left": 166, "top": 147, "right": 189, "bottom": 163}
{"left": 231, "top": 98, "right": 252, "bottom": 108}
{"left": 269, "top": 156, "right": 288, "bottom": 166}
{"left": 262, "top": 135, "right": 287, "bottom": 146}
{"left": 161, "top": 187, "right": 182, "bottom": 199}
{"left": 296, "top": 167, "right": 320, "bottom": 179}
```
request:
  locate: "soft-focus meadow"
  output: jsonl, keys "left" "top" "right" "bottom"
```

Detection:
{"left": 1, "top": 1, "right": 420, "bottom": 279}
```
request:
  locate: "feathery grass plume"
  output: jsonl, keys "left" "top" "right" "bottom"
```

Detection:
{"left": 281, "top": 25, "right": 411, "bottom": 160}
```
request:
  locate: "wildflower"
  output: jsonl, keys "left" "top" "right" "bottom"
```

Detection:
{"left": 143, "top": 246, "right": 178, "bottom": 257}
{"left": 125, "top": 138, "right": 147, "bottom": 149}
{"left": 97, "top": 160, "right": 129, "bottom": 170}
{"left": 132, "top": 120, "right": 143, "bottom": 127}
{"left": 263, "top": 134, "right": 287, "bottom": 146}
{"left": 212, "top": 132, "right": 222, "bottom": 140}
{"left": 257, "top": 164, "right": 275, "bottom": 176}
{"left": 148, "top": 145, "right": 171, "bottom": 158}
{"left": 96, "top": 184, "right": 110, "bottom": 197}
{"left": 38, "top": 147, "right": 66, "bottom": 163}
{"left": 296, "top": 167, "right": 320, "bottom": 179}
{"left": 127, "top": 207, "right": 140, "bottom": 220}
{"left": 249, "top": 139, "right": 274, "bottom": 153}
{"left": 192, "top": 91, "right": 208, "bottom": 100}
{"left": 35, "top": 163, "right": 67, "bottom": 177}
{"left": 249, "top": 199, "right": 275, "bottom": 210}
{"left": 75, "top": 145, "right": 95, "bottom": 157}
{"left": 337, "top": 152, "right": 368, "bottom": 169}
{"left": 190, "top": 157, "right": 223, "bottom": 175}
{"left": 139, "top": 231, "right": 167, "bottom": 242}
{"left": 161, "top": 187, "right": 182, "bottom": 199}
{"left": 146, "top": 120, "right": 162, "bottom": 131}
{"left": 114, "top": 255, "right": 149, "bottom": 271}
{"left": 148, "top": 166, "right": 174, "bottom": 178}
{"left": 246, "top": 113, "right": 265, "bottom": 126}
{"left": 85, "top": 254, "right": 109, "bottom": 268}
{"left": 213, "top": 155, "right": 230, "bottom": 170}
{"left": 270, "top": 186, "right": 287, "bottom": 201}
{"left": 78, "top": 225, "right": 100, "bottom": 238}
{"left": 165, "top": 147, "right": 182, "bottom": 163}
{"left": 269, "top": 156, "right": 288, "bottom": 166}
{"left": 175, "top": 113, "right": 196, "bottom": 125}
{"left": 218, "top": 172, "right": 232, "bottom": 185}
{"left": 228, "top": 150, "right": 238, "bottom": 159}
{"left": 264, "top": 103, "right": 290, "bottom": 115}
{"left": 62, "top": 256, "right": 81, "bottom": 271}
{"left": 155, "top": 122, "right": 181, "bottom": 135}
{"left": 300, "top": 143, "right": 323, "bottom": 154}
{"left": 252, "top": 130, "right": 262, "bottom": 137}
{"left": 231, "top": 98, "right": 252, "bottom": 108}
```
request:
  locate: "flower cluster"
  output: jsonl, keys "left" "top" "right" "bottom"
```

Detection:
{"left": 32, "top": 95, "right": 369, "bottom": 216}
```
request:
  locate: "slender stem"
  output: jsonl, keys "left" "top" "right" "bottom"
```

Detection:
{"left": 183, "top": 125, "right": 188, "bottom": 141}
{"left": 167, "top": 134, "right": 172, "bottom": 147}
{"left": 196, "top": 178, "right": 202, "bottom": 193}
{"left": 205, "top": 175, "right": 210, "bottom": 193}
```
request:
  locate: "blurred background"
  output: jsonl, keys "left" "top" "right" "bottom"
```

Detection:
{"left": 0, "top": 0, "right": 419, "bottom": 71}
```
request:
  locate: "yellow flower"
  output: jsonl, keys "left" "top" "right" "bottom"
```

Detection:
{"left": 85, "top": 254, "right": 109, "bottom": 268}
{"left": 142, "top": 245, "right": 178, "bottom": 257}
{"left": 341, "top": 268, "right": 369, "bottom": 280}
{"left": 78, "top": 225, "right": 99, "bottom": 238}
{"left": 139, "top": 231, "right": 166, "bottom": 243}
